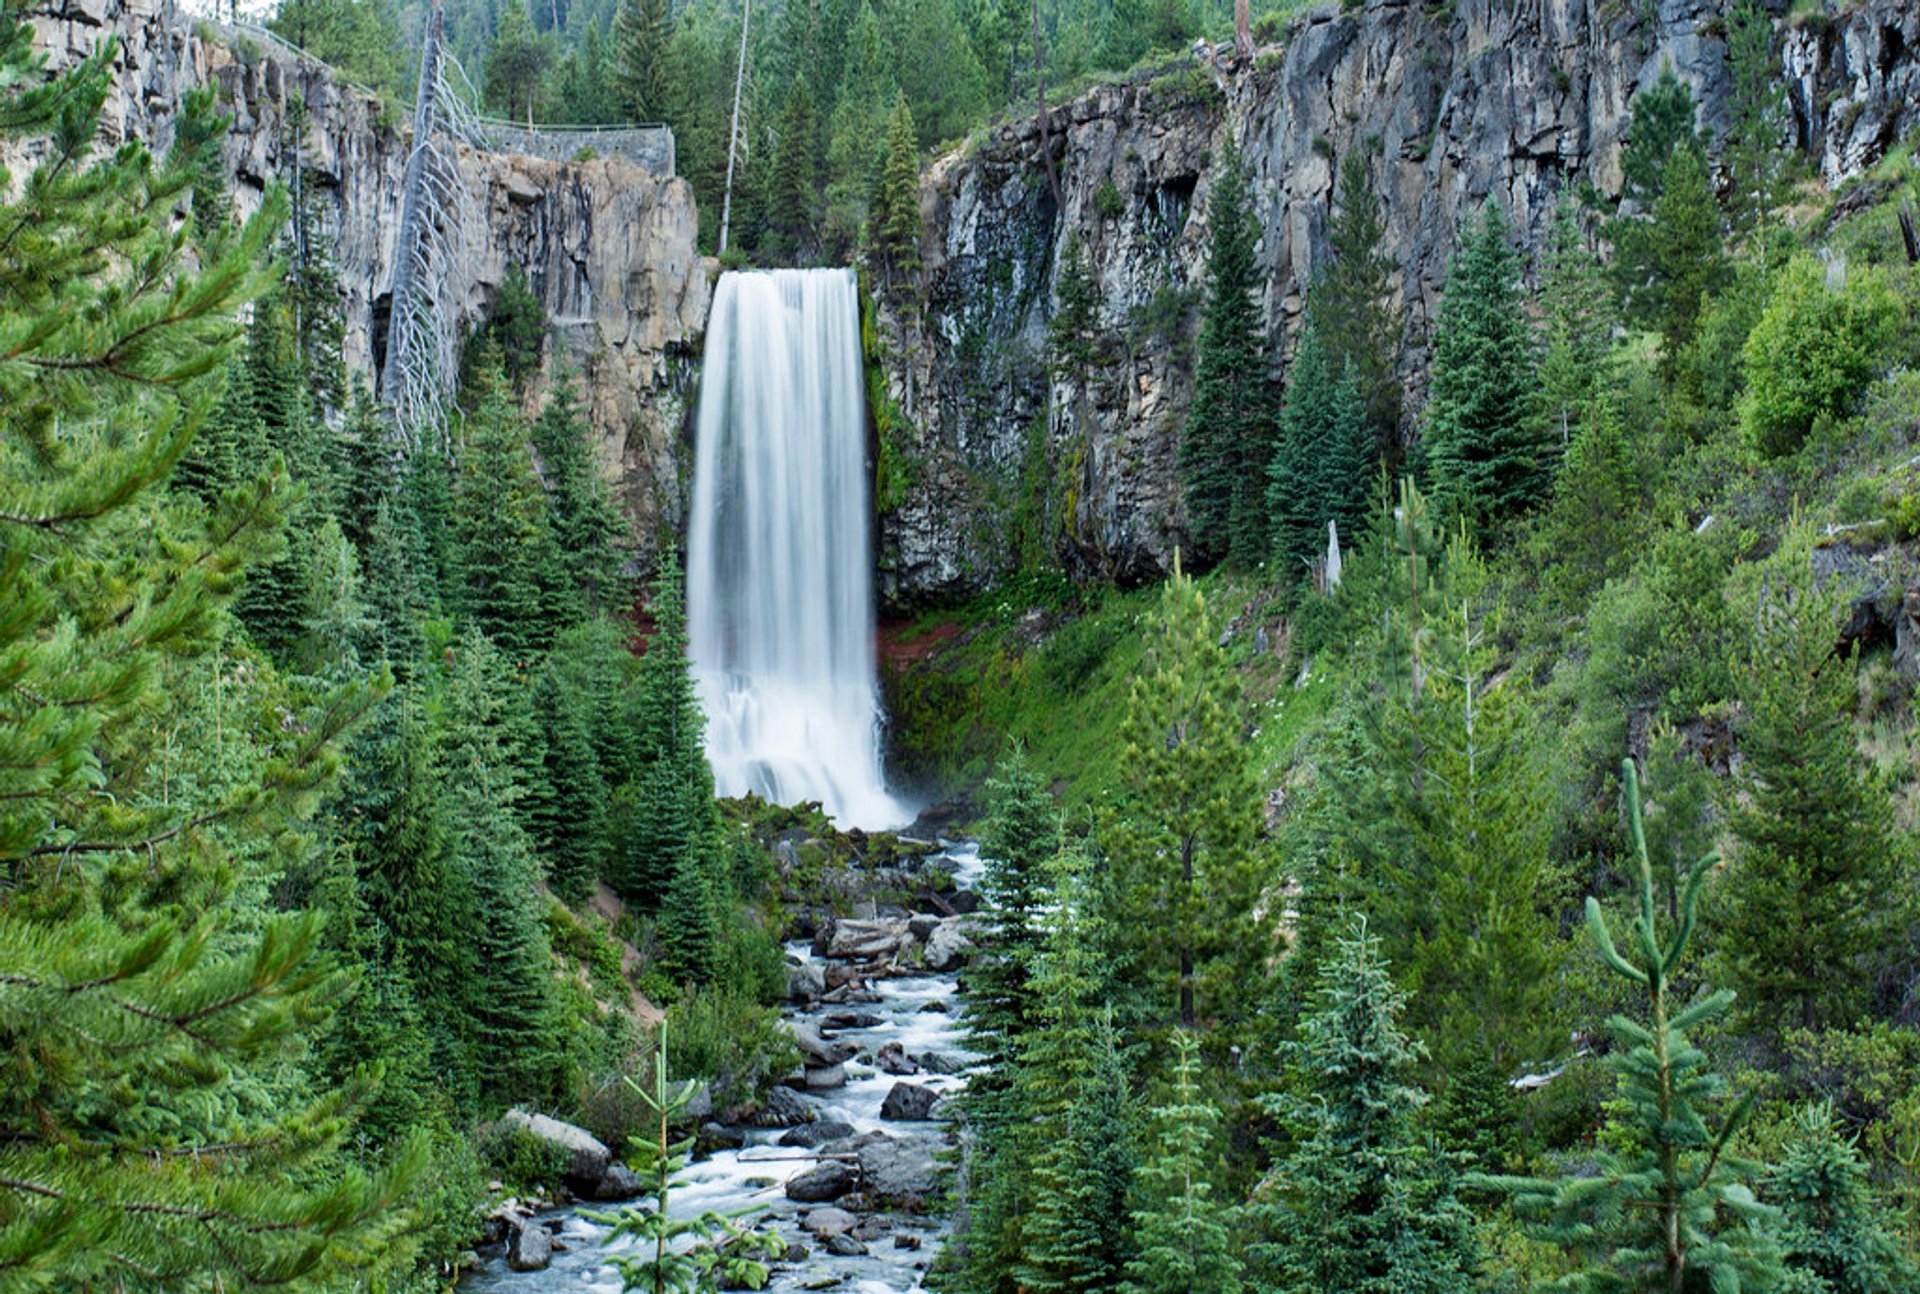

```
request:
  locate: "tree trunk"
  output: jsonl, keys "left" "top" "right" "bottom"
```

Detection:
{"left": 1031, "top": 0, "right": 1062, "bottom": 212}
{"left": 1235, "top": 0, "right": 1253, "bottom": 63}
{"left": 1179, "top": 833, "right": 1196, "bottom": 1028}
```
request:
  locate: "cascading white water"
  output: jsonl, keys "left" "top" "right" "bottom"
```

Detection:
{"left": 687, "top": 268, "right": 909, "bottom": 829}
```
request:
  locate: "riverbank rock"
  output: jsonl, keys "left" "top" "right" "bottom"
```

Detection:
{"left": 506, "top": 1218, "right": 553, "bottom": 1272}
{"left": 780, "top": 1119, "right": 857, "bottom": 1148}
{"left": 858, "top": 1137, "right": 939, "bottom": 1202}
{"left": 803, "top": 1062, "right": 848, "bottom": 1090}
{"left": 827, "top": 918, "right": 911, "bottom": 960}
{"left": 880, "top": 1082, "right": 940, "bottom": 1121}
{"left": 787, "top": 1020, "right": 858, "bottom": 1067}
{"left": 786, "top": 1162, "right": 858, "bottom": 1203}
{"left": 800, "top": 1206, "right": 857, "bottom": 1238}
{"left": 876, "top": 1041, "right": 920, "bottom": 1075}
{"left": 499, "top": 1109, "right": 610, "bottom": 1187}
{"left": 588, "top": 1163, "right": 645, "bottom": 1201}
{"left": 923, "top": 920, "right": 974, "bottom": 972}
{"left": 787, "top": 960, "right": 827, "bottom": 1001}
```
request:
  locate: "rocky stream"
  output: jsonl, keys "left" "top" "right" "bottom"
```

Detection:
{"left": 463, "top": 844, "right": 984, "bottom": 1293}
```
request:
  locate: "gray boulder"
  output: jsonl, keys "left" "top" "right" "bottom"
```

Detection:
{"left": 499, "top": 1109, "right": 609, "bottom": 1188}
{"left": 876, "top": 1041, "right": 920, "bottom": 1075}
{"left": 827, "top": 917, "right": 911, "bottom": 960}
{"left": 804, "top": 1062, "right": 848, "bottom": 1090}
{"left": 506, "top": 1218, "right": 552, "bottom": 1272}
{"left": 801, "top": 1206, "right": 857, "bottom": 1238}
{"left": 779, "top": 1119, "right": 857, "bottom": 1148}
{"left": 826, "top": 1234, "right": 869, "bottom": 1256}
{"left": 749, "top": 1084, "right": 815, "bottom": 1128}
{"left": 880, "top": 1082, "right": 939, "bottom": 1121}
{"left": 858, "top": 1137, "right": 939, "bottom": 1201}
{"left": 787, "top": 1020, "right": 858, "bottom": 1067}
{"left": 908, "top": 913, "right": 942, "bottom": 941}
{"left": 787, "top": 960, "right": 826, "bottom": 1001}
{"left": 923, "top": 919, "right": 974, "bottom": 971}
{"left": 786, "top": 1161, "right": 857, "bottom": 1203}
{"left": 589, "top": 1163, "right": 645, "bottom": 1201}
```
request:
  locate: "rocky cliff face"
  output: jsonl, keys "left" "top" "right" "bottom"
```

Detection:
{"left": 21, "top": 0, "right": 709, "bottom": 548}
{"left": 873, "top": 0, "right": 1920, "bottom": 608}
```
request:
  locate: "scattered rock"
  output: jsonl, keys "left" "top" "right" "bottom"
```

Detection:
{"left": 748, "top": 1085, "right": 815, "bottom": 1127}
{"left": 876, "top": 1041, "right": 920, "bottom": 1075}
{"left": 916, "top": 1050, "right": 964, "bottom": 1074}
{"left": 918, "top": 1000, "right": 949, "bottom": 1014}
{"left": 880, "top": 1082, "right": 940, "bottom": 1121}
{"left": 787, "top": 960, "right": 827, "bottom": 1001}
{"left": 780, "top": 1119, "right": 857, "bottom": 1148}
{"left": 786, "top": 1162, "right": 857, "bottom": 1203}
{"left": 907, "top": 913, "right": 942, "bottom": 941}
{"left": 788, "top": 1020, "right": 858, "bottom": 1067}
{"left": 499, "top": 1109, "right": 610, "bottom": 1188}
{"left": 696, "top": 1122, "right": 745, "bottom": 1152}
{"left": 858, "top": 1136, "right": 939, "bottom": 1201}
{"left": 804, "top": 1062, "right": 848, "bottom": 1090}
{"left": 825, "top": 1234, "right": 870, "bottom": 1256}
{"left": 800, "top": 1206, "right": 857, "bottom": 1238}
{"left": 588, "top": 1163, "right": 645, "bottom": 1201}
{"left": 923, "top": 920, "right": 974, "bottom": 972}
{"left": 895, "top": 1234, "right": 924, "bottom": 1251}
{"left": 827, "top": 917, "right": 911, "bottom": 960}
{"left": 821, "top": 1009, "right": 884, "bottom": 1030}
{"left": 947, "top": 889, "right": 983, "bottom": 915}
{"left": 505, "top": 1218, "right": 553, "bottom": 1272}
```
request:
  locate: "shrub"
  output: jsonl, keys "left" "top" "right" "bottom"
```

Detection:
{"left": 1741, "top": 254, "right": 1906, "bottom": 457}
{"left": 666, "top": 987, "right": 800, "bottom": 1113}
{"left": 1093, "top": 179, "right": 1125, "bottom": 220}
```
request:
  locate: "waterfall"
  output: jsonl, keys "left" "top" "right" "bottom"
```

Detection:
{"left": 686, "top": 268, "right": 909, "bottom": 829}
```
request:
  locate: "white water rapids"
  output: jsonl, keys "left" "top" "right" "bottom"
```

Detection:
{"left": 686, "top": 268, "right": 909, "bottom": 830}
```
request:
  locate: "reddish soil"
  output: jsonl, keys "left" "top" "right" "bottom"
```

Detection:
{"left": 878, "top": 618, "right": 963, "bottom": 668}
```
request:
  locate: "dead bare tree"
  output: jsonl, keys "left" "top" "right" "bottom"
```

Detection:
{"left": 1031, "top": 0, "right": 1061, "bottom": 213}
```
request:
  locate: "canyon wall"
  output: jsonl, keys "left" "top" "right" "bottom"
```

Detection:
{"left": 873, "top": 0, "right": 1920, "bottom": 608}
{"left": 20, "top": 0, "right": 709, "bottom": 549}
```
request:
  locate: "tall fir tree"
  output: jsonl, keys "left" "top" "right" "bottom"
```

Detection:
{"left": 769, "top": 81, "right": 821, "bottom": 258}
{"left": 530, "top": 363, "right": 629, "bottom": 616}
{"left": 1309, "top": 148, "right": 1401, "bottom": 454}
{"left": 1474, "top": 759, "right": 1785, "bottom": 1294}
{"left": 1110, "top": 556, "right": 1266, "bottom": 1030}
{"left": 1267, "top": 319, "right": 1371, "bottom": 577}
{"left": 871, "top": 91, "right": 923, "bottom": 284}
{"left": 1178, "top": 136, "right": 1272, "bottom": 569}
{"left": 0, "top": 3, "right": 418, "bottom": 1276}
{"left": 1624, "top": 143, "right": 1728, "bottom": 383}
{"left": 530, "top": 663, "right": 611, "bottom": 903}
{"left": 1715, "top": 566, "right": 1903, "bottom": 1034}
{"left": 1618, "top": 63, "right": 1705, "bottom": 209}
{"left": 1008, "top": 846, "right": 1138, "bottom": 1294}
{"left": 1122, "top": 1029, "right": 1243, "bottom": 1294}
{"left": 823, "top": 0, "right": 894, "bottom": 248}
{"left": 613, "top": 0, "right": 672, "bottom": 118}
{"left": 1250, "top": 917, "right": 1480, "bottom": 1293}
{"left": 1537, "top": 195, "right": 1617, "bottom": 448}
{"left": 1421, "top": 199, "right": 1549, "bottom": 534}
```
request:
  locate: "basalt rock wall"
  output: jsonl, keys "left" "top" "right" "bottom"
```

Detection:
{"left": 873, "top": 0, "right": 1920, "bottom": 609}
{"left": 19, "top": 0, "right": 710, "bottom": 551}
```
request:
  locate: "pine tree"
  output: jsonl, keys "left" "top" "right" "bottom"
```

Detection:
{"left": 445, "top": 627, "right": 565, "bottom": 1106}
{"left": 769, "top": 81, "right": 819, "bottom": 257}
{"left": 1716, "top": 566, "right": 1903, "bottom": 1035}
{"left": 454, "top": 358, "right": 564, "bottom": 662}
{"left": 1048, "top": 231, "right": 1102, "bottom": 380}
{"left": 1421, "top": 199, "right": 1549, "bottom": 534}
{"left": 1250, "top": 916, "right": 1480, "bottom": 1293}
{"left": 531, "top": 664, "right": 611, "bottom": 903}
{"left": 1629, "top": 144, "right": 1728, "bottom": 382}
{"left": 612, "top": 553, "right": 717, "bottom": 910}
{"left": 823, "top": 0, "right": 893, "bottom": 248}
{"left": 1723, "top": 3, "right": 1792, "bottom": 240}
{"left": 613, "top": 0, "right": 673, "bottom": 118}
{"left": 1179, "top": 137, "right": 1272, "bottom": 569}
{"left": 1122, "top": 1029, "right": 1243, "bottom": 1294}
{"left": 1310, "top": 148, "right": 1401, "bottom": 453}
{"left": 1009, "top": 846, "right": 1137, "bottom": 1294}
{"left": 1110, "top": 556, "right": 1266, "bottom": 1030}
{"left": 486, "top": 0, "right": 552, "bottom": 126}
{"left": 1618, "top": 64, "right": 1705, "bottom": 210}
{"left": 1766, "top": 1102, "right": 1919, "bottom": 1294}
{"left": 1267, "top": 319, "right": 1371, "bottom": 576}
{"left": 531, "top": 363, "right": 628, "bottom": 616}
{"left": 1473, "top": 759, "right": 1785, "bottom": 1294}
{"left": 871, "top": 91, "right": 922, "bottom": 282}
{"left": 1537, "top": 195, "right": 1616, "bottom": 448}
{"left": 0, "top": 5, "right": 417, "bottom": 1276}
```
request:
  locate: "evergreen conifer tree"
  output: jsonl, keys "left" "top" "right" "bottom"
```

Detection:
{"left": 531, "top": 364, "right": 628, "bottom": 616}
{"left": 1766, "top": 1102, "right": 1919, "bottom": 1294}
{"left": 1009, "top": 846, "right": 1137, "bottom": 1294}
{"left": 1474, "top": 759, "right": 1785, "bottom": 1293}
{"left": 1618, "top": 64, "right": 1705, "bottom": 209}
{"left": 1179, "top": 137, "right": 1272, "bottom": 569}
{"left": 1250, "top": 916, "right": 1480, "bottom": 1293}
{"left": 486, "top": 0, "right": 552, "bottom": 126}
{"left": 1538, "top": 195, "right": 1616, "bottom": 447}
{"left": 1629, "top": 144, "right": 1728, "bottom": 381}
{"left": 613, "top": 0, "right": 673, "bottom": 118}
{"left": 1111, "top": 556, "right": 1266, "bottom": 1030}
{"left": 531, "top": 664, "right": 612, "bottom": 902}
{"left": 1716, "top": 567, "right": 1902, "bottom": 1034}
{"left": 1267, "top": 320, "right": 1371, "bottom": 576}
{"left": 1421, "top": 200, "right": 1549, "bottom": 534}
{"left": 871, "top": 92, "right": 922, "bottom": 283}
{"left": 453, "top": 359, "right": 564, "bottom": 662}
{"left": 1310, "top": 148, "right": 1401, "bottom": 452}
{"left": 823, "top": 0, "right": 893, "bottom": 247}
{"left": 0, "top": 6, "right": 417, "bottom": 1275}
{"left": 770, "top": 82, "right": 820, "bottom": 257}
{"left": 1122, "top": 1029, "right": 1243, "bottom": 1294}
{"left": 1723, "top": 3, "right": 1792, "bottom": 240}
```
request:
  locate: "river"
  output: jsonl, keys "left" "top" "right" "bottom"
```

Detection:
{"left": 463, "top": 844, "right": 982, "bottom": 1293}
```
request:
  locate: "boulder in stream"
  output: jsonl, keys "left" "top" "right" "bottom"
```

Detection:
{"left": 801, "top": 1206, "right": 857, "bottom": 1238}
{"left": 780, "top": 1119, "right": 857, "bottom": 1148}
{"left": 748, "top": 1085, "right": 815, "bottom": 1127}
{"left": 923, "top": 919, "right": 974, "bottom": 972}
{"left": 787, "top": 960, "right": 826, "bottom": 1001}
{"left": 786, "top": 1162, "right": 857, "bottom": 1203}
{"left": 787, "top": 1020, "right": 858, "bottom": 1066}
{"left": 876, "top": 1041, "right": 920, "bottom": 1075}
{"left": 803, "top": 1062, "right": 848, "bottom": 1090}
{"left": 827, "top": 917, "right": 911, "bottom": 960}
{"left": 858, "top": 1137, "right": 939, "bottom": 1201}
{"left": 588, "top": 1163, "right": 645, "bottom": 1201}
{"left": 880, "top": 1081, "right": 940, "bottom": 1121}
{"left": 505, "top": 1218, "right": 553, "bottom": 1272}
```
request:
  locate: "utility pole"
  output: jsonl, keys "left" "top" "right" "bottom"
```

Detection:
{"left": 718, "top": 0, "right": 751, "bottom": 256}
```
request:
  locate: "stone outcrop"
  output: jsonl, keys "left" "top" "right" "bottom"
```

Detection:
{"left": 19, "top": 0, "right": 708, "bottom": 556}
{"left": 873, "top": 0, "right": 1920, "bottom": 607}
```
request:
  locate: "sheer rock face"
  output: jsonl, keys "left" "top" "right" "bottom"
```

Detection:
{"left": 20, "top": 0, "right": 708, "bottom": 555}
{"left": 872, "top": 0, "right": 1918, "bottom": 609}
